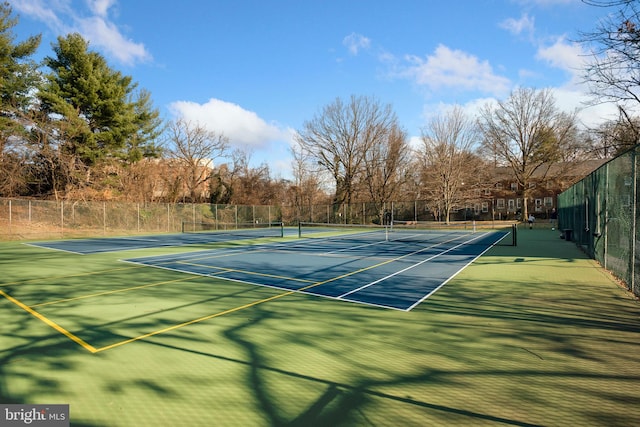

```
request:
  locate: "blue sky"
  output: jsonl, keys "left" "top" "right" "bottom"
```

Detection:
{"left": 10, "top": 0, "right": 617, "bottom": 178}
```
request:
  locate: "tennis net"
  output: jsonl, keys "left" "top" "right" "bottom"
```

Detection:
{"left": 298, "top": 221, "right": 516, "bottom": 246}
{"left": 182, "top": 221, "right": 284, "bottom": 238}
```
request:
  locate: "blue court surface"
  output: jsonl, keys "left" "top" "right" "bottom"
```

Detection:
{"left": 124, "top": 229, "right": 510, "bottom": 311}
{"left": 27, "top": 227, "right": 288, "bottom": 254}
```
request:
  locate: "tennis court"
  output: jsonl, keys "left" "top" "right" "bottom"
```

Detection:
{"left": 124, "top": 226, "right": 510, "bottom": 311}
{"left": 27, "top": 221, "right": 286, "bottom": 254}
{"left": 2, "top": 225, "right": 639, "bottom": 426}
{"left": 5, "top": 225, "right": 510, "bottom": 355}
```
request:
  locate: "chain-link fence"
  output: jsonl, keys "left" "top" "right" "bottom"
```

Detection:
{"left": 0, "top": 199, "right": 282, "bottom": 240}
{"left": 289, "top": 200, "right": 438, "bottom": 225}
{"left": 1, "top": 197, "right": 508, "bottom": 240}
{"left": 558, "top": 146, "right": 640, "bottom": 298}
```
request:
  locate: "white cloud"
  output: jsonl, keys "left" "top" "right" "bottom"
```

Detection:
{"left": 551, "top": 87, "right": 620, "bottom": 127}
{"left": 169, "top": 98, "right": 295, "bottom": 150}
{"left": 87, "top": 0, "right": 116, "bottom": 17}
{"left": 10, "top": 0, "right": 151, "bottom": 66}
{"left": 426, "top": 89, "right": 618, "bottom": 132}
{"left": 399, "top": 44, "right": 511, "bottom": 96}
{"left": 78, "top": 16, "right": 150, "bottom": 65}
{"left": 10, "top": 0, "right": 68, "bottom": 32}
{"left": 377, "top": 49, "right": 397, "bottom": 64}
{"left": 500, "top": 13, "right": 535, "bottom": 36}
{"left": 536, "top": 36, "right": 586, "bottom": 83}
{"left": 418, "top": 98, "right": 498, "bottom": 129}
{"left": 343, "top": 33, "right": 371, "bottom": 55}
{"left": 518, "top": 68, "right": 541, "bottom": 80}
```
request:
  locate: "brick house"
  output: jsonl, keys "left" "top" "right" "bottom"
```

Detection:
{"left": 460, "top": 160, "right": 606, "bottom": 221}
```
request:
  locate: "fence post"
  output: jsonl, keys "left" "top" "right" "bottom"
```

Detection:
{"left": 604, "top": 163, "right": 609, "bottom": 270}
{"left": 631, "top": 149, "right": 637, "bottom": 295}
{"left": 391, "top": 201, "right": 395, "bottom": 225}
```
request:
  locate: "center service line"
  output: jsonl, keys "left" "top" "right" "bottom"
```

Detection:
{"left": 338, "top": 232, "right": 489, "bottom": 299}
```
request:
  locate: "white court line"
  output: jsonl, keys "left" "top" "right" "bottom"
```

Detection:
{"left": 324, "top": 239, "right": 390, "bottom": 255}
{"left": 302, "top": 229, "right": 476, "bottom": 256}
{"left": 337, "top": 231, "right": 491, "bottom": 300}
{"left": 24, "top": 242, "right": 87, "bottom": 255}
{"left": 120, "top": 230, "right": 507, "bottom": 311}
{"left": 403, "top": 232, "right": 509, "bottom": 311}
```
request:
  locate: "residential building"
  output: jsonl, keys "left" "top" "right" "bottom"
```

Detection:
{"left": 461, "top": 160, "right": 606, "bottom": 221}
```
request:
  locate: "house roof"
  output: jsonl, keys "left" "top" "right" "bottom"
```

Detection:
{"left": 493, "top": 159, "right": 607, "bottom": 181}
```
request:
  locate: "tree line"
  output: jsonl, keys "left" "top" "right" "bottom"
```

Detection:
{"left": 1, "top": 1, "right": 639, "bottom": 222}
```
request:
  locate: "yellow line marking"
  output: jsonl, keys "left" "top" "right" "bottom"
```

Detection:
{"left": 95, "top": 240, "right": 445, "bottom": 353}
{"left": 15, "top": 234, "right": 472, "bottom": 353}
{"left": 1, "top": 265, "right": 144, "bottom": 287}
{"left": 2, "top": 242, "right": 292, "bottom": 352}
{"left": 0, "top": 289, "right": 98, "bottom": 353}
{"left": 175, "top": 262, "right": 233, "bottom": 273}
{"left": 31, "top": 275, "right": 204, "bottom": 308}
{"left": 188, "top": 248, "right": 268, "bottom": 259}
{"left": 176, "top": 261, "right": 314, "bottom": 283}
{"left": 3, "top": 244, "right": 269, "bottom": 288}
{"left": 94, "top": 290, "right": 299, "bottom": 352}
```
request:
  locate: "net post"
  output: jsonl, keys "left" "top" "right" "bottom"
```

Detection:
{"left": 512, "top": 223, "right": 517, "bottom": 246}
{"left": 298, "top": 222, "right": 302, "bottom": 238}
{"left": 279, "top": 221, "right": 284, "bottom": 238}
{"left": 181, "top": 221, "right": 185, "bottom": 233}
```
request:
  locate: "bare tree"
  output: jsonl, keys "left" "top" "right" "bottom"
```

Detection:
{"left": 290, "top": 143, "right": 325, "bottom": 221}
{"left": 295, "top": 95, "right": 400, "bottom": 220}
{"left": 113, "top": 158, "right": 168, "bottom": 202}
{"left": 419, "top": 106, "right": 480, "bottom": 223}
{"left": 587, "top": 110, "right": 640, "bottom": 157}
{"left": 166, "top": 119, "right": 228, "bottom": 202}
{"left": 0, "top": 147, "right": 27, "bottom": 196}
{"left": 478, "top": 87, "right": 577, "bottom": 220}
{"left": 227, "top": 148, "right": 275, "bottom": 205}
{"left": 581, "top": 0, "right": 640, "bottom": 106}
{"left": 362, "top": 124, "right": 410, "bottom": 216}
{"left": 580, "top": 0, "right": 640, "bottom": 147}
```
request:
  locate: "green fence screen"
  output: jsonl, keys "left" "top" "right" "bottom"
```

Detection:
{"left": 558, "top": 145, "right": 639, "bottom": 298}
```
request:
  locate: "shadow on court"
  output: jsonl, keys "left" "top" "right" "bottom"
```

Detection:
{"left": 1, "top": 227, "right": 640, "bottom": 425}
